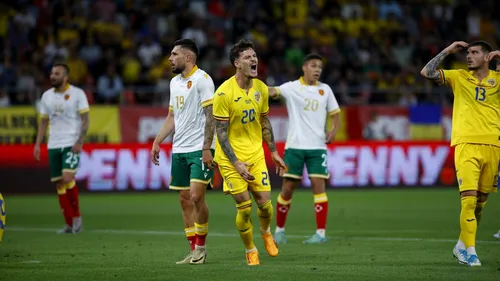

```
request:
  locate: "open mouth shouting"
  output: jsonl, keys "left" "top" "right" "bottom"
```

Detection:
{"left": 250, "top": 63, "right": 258, "bottom": 76}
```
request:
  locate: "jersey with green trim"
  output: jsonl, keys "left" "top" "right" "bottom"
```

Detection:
{"left": 169, "top": 66, "right": 215, "bottom": 153}
{"left": 39, "top": 85, "right": 89, "bottom": 149}
{"left": 277, "top": 78, "right": 340, "bottom": 149}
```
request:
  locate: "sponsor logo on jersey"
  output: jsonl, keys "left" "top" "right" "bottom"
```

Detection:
{"left": 187, "top": 81, "right": 192, "bottom": 89}
{"left": 319, "top": 89, "right": 324, "bottom": 96}
{"left": 217, "top": 92, "right": 225, "bottom": 96}
{"left": 254, "top": 92, "right": 261, "bottom": 102}
{"left": 64, "top": 94, "right": 70, "bottom": 100}
{"left": 487, "top": 78, "right": 496, "bottom": 86}
{"left": 234, "top": 97, "right": 241, "bottom": 102}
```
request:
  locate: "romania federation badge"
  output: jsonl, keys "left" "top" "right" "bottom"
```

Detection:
{"left": 487, "top": 78, "right": 496, "bottom": 87}
{"left": 254, "top": 92, "right": 261, "bottom": 102}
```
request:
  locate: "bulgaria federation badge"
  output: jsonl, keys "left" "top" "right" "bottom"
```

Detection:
{"left": 0, "top": 193, "right": 5, "bottom": 243}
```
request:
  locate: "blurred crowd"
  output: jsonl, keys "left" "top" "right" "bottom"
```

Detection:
{"left": 0, "top": 0, "right": 499, "bottom": 107}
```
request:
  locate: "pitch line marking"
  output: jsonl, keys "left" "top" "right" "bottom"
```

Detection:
{"left": 6, "top": 227, "right": 500, "bottom": 245}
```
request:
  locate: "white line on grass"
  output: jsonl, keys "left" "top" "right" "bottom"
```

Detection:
{"left": 6, "top": 227, "right": 500, "bottom": 245}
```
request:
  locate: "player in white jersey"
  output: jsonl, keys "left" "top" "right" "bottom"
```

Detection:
{"left": 268, "top": 54, "right": 341, "bottom": 244}
{"left": 151, "top": 39, "right": 215, "bottom": 265}
{"left": 34, "top": 63, "right": 90, "bottom": 234}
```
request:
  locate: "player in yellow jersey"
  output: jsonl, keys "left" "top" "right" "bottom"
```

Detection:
{"left": 421, "top": 41, "right": 500, "bottom": 266}
{"left": 494, "top": 60, "right": 500, "bottom": 239}
{"left": 212, "top": 39, "right": 287, "bottom": 266}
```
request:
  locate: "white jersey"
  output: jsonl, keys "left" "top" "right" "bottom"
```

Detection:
{"left": 169, "top": 66, "right": 215, "bottom": 153}
{"left": 39, "top": 84, "right": 89, "bottom": 149}
{"left": 276, "top": 77, "right": 340, "bottom": 150}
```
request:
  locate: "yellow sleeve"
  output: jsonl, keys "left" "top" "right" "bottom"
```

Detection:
{"left": 213, "top": 88, "right": 230, "bottom": 121}
{"left": 440, "top": 69, "right": 459, "bottom": 87}
{"left": 260, "top": 84, "right": 270, "bottom": 116}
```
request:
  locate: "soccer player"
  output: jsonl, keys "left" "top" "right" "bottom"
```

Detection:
{"left": 151, "top": 39, "right": 215, "bottom": 265}
{"left": 268, "top": 54, "right": 341, "bottom": 244}
{"left": 213, "top": 39, "right": 287, "bottom": 266}
{"left": 421, "top": 41, "right": 500, "bottom": 266}
{"left": 34, "top": 63, "right": 89, "bottom": 234}
{"left": 494, "top": 61, "right": 500, "bottom": 240}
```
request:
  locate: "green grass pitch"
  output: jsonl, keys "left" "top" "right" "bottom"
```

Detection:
{"left": 1, "top": 189, "right": 499, "bottom": 281}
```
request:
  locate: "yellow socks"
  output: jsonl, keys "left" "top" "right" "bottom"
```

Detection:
{"left": 474, "top": 201, "right": 486, "bottom": 224}
{"left": 257, "top": 200, "right": 273, "bottom": 233}
{"left": 460, "top": 196, "right": 478, "bottom": 249}
{"left": 236, "top": 200, "right": 255, "bottom": 251}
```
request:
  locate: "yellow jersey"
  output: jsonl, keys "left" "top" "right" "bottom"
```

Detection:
{"left": 213, "top": 76, "right": 270, "bottom": 165}
{"left": 440, "top": 69, "right": 500, "bottom": 147}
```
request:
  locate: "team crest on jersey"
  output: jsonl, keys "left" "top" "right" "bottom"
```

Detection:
{"left": 64, "top": 94, "right": 70, "bottom": 100}
{"left": 187, "top": 81, "right": 192, "bottom": 89}
{"left": 319, "top": 89, "right": 324, "bottom": 96}
{"left": 254, "top": 92, "right": 261, "bottom": 102}
{"left": 458, "top": 178, "right": 462, "bottom": 186}
{"left": 487, "top": 78, "right": 496, "bottom": 86}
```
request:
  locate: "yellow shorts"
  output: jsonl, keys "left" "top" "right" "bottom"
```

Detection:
{"left": 455, "top": 143, "right": 500, "bottom": 193}
{"left": 218, "top": 158, "right": 271, "bottom": 195}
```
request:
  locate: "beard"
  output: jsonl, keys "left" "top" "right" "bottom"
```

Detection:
{"left": 50, "top": 79, "right": 63, "bottom": 88}
{"left": 172, "top": 64, "right": 185, "bottom": 74}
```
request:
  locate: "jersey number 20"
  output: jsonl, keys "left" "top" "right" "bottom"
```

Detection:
{"left": 475, "top": 87, "right": 486, "bottom": 101}
{"left": 241, "top": 109, "right": 256, "bottom": 124}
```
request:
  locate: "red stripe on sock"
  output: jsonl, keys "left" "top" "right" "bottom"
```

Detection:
{"left": 187, "top": 236, "right": 196, "bottom": 251}
{"left": 195, "top": 234, "right": 207, "bottom": 247}
{"left": 66, "top": 184, "right": 80, "bottom": 217}
{"left": 58, "top": 194, "right": 74, "bottom": 226}
{"left": 315, "top": 201, "right": 328, "bottom": 230}
{"left": 276, "top": 200, "right": 291, "bottom": 228}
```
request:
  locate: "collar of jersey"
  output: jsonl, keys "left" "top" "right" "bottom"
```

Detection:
{"left": 466, "top": 69, "right": 497, "bottom": 84}
{"left": 182, "top": 65, "right": 198, "bottom": 79}
{"left": 299, "top": 76, "right": 318, "bottom": 86}
{"left": 54, "top": 83, "right": 70, "bottom": 93}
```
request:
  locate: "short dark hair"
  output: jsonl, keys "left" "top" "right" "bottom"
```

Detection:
{"left": 469, "top": 41, "right": 493, "bottom": 53}
{"left": 229, "top": 39, "right": 255, "bottom": 67}
{"left": 52, "top": 63, "right": 70, "bottom": 75}
{"left": 174, "top": 38, "right": 199, "bottom": 57}
{"left": 303, "top": 54, "right": 323, "bottom": 65}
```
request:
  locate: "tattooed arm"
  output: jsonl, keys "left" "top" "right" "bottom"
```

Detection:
{"left": 261, "top": 115, "right": 277, "bottom": 152}
{"left": 202, "top": 105, "right": 216, "bottom": 150}
{"left": 76, "top": 112, "right": 89, "bottom": 145}
{"left": 215, "top": 119, "right": 238, "bottom": 164}
{"left": 420, "top": 41, "right": 469, "bottom": 84}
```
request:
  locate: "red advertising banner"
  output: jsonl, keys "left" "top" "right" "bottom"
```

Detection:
{"left": 0, "top": 142, "right": 456, "bottom": 194}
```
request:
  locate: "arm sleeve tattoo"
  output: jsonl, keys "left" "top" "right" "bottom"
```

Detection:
{"left": 215, "top": 119, "right": 238, "bottom": 163}
{"left": 261, "top": 115, "right": 277, "bottom": 153}
{"left": 421, "top": 49, "right": 449, "bottom": 83}
{"left": 77, "top": 113, "right": 89, "bottom": 144}
{"left": 202, "top": 105, "right": 216, "bottom": 150}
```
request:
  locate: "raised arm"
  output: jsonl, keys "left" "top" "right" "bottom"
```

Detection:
{"left": 420, "top": 41, "right": 469, "bottom": 83}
